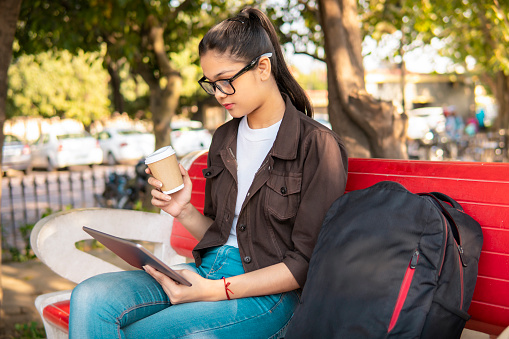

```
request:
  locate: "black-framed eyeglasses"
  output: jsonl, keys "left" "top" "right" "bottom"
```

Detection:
{"left": 198, "top": 53, "right": 272, "bottom": 96}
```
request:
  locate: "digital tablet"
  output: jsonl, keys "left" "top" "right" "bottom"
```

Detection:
{"left": 83, "top": 226, "right": 192, "bottom": 286}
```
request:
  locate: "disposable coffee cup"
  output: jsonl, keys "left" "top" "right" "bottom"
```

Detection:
{"left": 145, "top": 146, "right": 184, "bottom": 194}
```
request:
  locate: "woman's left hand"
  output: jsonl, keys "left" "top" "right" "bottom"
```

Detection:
{"left": 143, "top": 265, "right": 222, "bottom": 304}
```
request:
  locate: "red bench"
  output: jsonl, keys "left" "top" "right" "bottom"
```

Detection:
{"left": 41, "top": 152, "right": 509, "bottom": 337}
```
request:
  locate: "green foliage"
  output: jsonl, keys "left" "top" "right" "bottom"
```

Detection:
{"left": 266, "top": 1, "right": 324, "bottom": 60}
{"left": 294, "top": 68, "right": 327, "bottom": 90}
{"left": 15, "top": 1, "right": 235, "bottom": 83}
{"left": 14, "top": 321, "right": 46, "bottom": 339}
{"left": 5, "top": 222, "right": 36, "bottom": 262}
{"left": 3, "top": 207, "right": 66, "bottom": 262}
{"left": 14, "top": 0, "right": 243, "bottom": 129}
{"left": 75, "top": 239, "right": 103, "bottom": 252}
{"left": 7, "top": 50, "right": 110, "bottom": 125}
{"left": 360, "top": 0, "right": 509, "bottom": 77}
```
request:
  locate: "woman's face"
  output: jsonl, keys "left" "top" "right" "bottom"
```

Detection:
{"left": 200, "top": 51, "right": 266, "bottom": 119}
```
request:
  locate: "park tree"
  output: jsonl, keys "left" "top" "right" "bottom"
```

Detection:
{"left": 418, "top": 0, "right": 509, "bottom": 130}
{"left": 362, "top": 0, "right": 509, "bottom": 131}
{"left": 16, "top": 0, "right": 234, "bottom": 148}
{"left": 8, "top": 51, "right": 110, "bottom": 125}
{"left": 0, "top": 0, "right": 23, "bottom": 324}
{"left": 270, "top": 0, "right": 407, "bottom": 158}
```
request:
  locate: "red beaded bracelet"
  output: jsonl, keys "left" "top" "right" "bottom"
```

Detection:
{"left": 222, "top": 277, "right": 234, "bottom": 300}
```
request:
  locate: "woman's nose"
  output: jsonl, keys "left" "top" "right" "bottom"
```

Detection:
{"left": 215, "top": 89, "right": 227, "bottom": 100}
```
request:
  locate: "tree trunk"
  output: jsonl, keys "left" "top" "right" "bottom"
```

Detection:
{"left": 137, "top": 18, "right": 182, "bottom": 150}
{"left": 318, "top": 0, "right": 407, "bottom": 158}
{"left": 106, "top": 56, "right": 125, "bottom": 114}
{"left": 150, "top": 75, "right": 182, "bottom": 150}
{"left": 0, "top": 0, "right": 23, "bottom": 327}
{"left": 494, "top": 71, "right": 509, "bottom": 132}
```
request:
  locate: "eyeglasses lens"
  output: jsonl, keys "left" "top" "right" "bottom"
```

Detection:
{"left": 216, "top": 81, "right": 234, "bottom": 95}
{"left": 201, "top": 80, "right": 235, "bottom": 95}
{"left": 200, "top": 82, "right": 215, "bottom": 95}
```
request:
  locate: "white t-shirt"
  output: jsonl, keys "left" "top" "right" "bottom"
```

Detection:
{"left": 224, "top": 116, "right": 282, "bottom": 248}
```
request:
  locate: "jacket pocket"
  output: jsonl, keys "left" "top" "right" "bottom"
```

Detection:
{"left": 202, "top": 165, "right": 225, "bottom": 215}
{"left": 266, "top": 173, "right": 302, "bottom": 219}
{"left": 203, "top": 165, "right": 223, "bottom": 179}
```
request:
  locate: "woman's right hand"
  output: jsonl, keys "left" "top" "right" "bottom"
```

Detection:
{"left": 146, "top": 164, "right": 193, "bottom": 218}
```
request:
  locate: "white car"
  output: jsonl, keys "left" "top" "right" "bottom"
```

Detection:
{"left": 2, "top": 134, "right": 33, "bottom": 174}
{"left": 31, "top": 131, "right": 103, "bottom": 170}
{"left": 171, "top": 120, "right": 212, "bottom": 157}
{"left": 95, "top": 128, "right": 155, "bottom": 165}
{"left": 406, "top": 107, "right": 446, "bottom": 140}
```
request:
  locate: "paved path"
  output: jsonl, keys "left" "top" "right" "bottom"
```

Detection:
{"left": 0, "top": 249, "right": 132, "bottom": 338}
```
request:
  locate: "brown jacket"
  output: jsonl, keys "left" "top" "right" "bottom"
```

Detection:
{"left": 192, "top": 96, "right": 348, "bottom": 287}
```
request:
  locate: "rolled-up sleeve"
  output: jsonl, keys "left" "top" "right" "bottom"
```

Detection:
{"left": 283, "top": 130, "right": 348, "bottom": 287}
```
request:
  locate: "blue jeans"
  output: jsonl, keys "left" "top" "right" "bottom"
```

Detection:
{"left": 69, "top": 246, "right": 299, "bottom": 338}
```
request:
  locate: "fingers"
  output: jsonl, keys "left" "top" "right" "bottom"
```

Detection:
{"left": 143, "top": 265, "right": 177, "bottom": 286}
{"left": 148, "top": 176, "right": 163, "bottom": 189}
{"left": 179, "top": 163, "right": 187, "bottom": 176}
{"left": 179, "top": 164, "right": 193, "bottom": 188}
{"left": 151, "top": 189, "right": 171, "bottom": 204}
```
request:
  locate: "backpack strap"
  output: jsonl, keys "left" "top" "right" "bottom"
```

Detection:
{"left": 429, "top": 192, "right": 464, "bottom": 211}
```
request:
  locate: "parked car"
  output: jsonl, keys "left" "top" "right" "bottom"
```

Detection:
{"left": 171, "top": 120, "right": 212, "bottom": 157}
{"left": 95, "top": 128, "right": 155, "bottom": 165}
{"left": 407, "top": 107, "right": 446, "bottom": 140}
{"left": 2, "top": 134, "right": 33, "bottom": 175}
{"left": 406, "top": 107, "right": 448, "bottom": 160}
{"left": 31, "top": 131, "right": 103, "bottom": 170}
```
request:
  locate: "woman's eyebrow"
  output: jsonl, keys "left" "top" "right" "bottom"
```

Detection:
{"left": 204, "top": 68, "right": 237, "bottom": 81}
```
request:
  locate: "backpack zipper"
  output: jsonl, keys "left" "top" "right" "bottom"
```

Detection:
{"left": 456, "top": 240, "right": 465, "bottom": 309}
{"left": 440, "top": 213, "right": 466, "bottom": 310}
{"left": 388, "top": 249, "right": 420, "bottom": 333}
{"left": 438, "top": 214, "right": 448, "bottom": 276}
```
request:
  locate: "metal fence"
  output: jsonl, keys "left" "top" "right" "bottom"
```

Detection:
{"left": 1, "top": 165, "right": 135, "bottom": 252}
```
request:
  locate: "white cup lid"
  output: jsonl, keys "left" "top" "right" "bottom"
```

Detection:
{"left": 145, "top": 146, "right": 176, "bottom": 164}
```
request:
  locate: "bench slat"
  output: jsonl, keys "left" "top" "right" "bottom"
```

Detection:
{"left": 478, "top": 252, "right": 509, "bottom": 281}
{"left": 348, "top": 159, "right": 509, "bottom": 179}
{"left": 469, "top": 300, "right": 509, "bottom": 329}
{"left": 472, "top": 276, "right": 509, "bottom": 309}
{"left": 460, "top": 205, "right": 509, "bottom": 230}
{"left": 482, "top": 229, "right": 509, "bottom": 254}
{"left": 346, "top": 173, "right": 509, "bottom": 205}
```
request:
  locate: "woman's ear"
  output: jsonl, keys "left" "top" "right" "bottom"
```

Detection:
{"left": 257, "top": 56, "right": 272, "bottom": 81}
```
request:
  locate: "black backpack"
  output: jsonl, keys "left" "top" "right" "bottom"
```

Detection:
{"left": 285, "top": 181, "right": 483, "bottom": 339}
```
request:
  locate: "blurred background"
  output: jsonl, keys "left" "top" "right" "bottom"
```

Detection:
{"left": 1, "top": 0, "right": 508, "bottom": 337}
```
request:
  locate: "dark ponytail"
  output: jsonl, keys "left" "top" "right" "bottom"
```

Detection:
{"left": 199, "top": 7, "right": 313, "bottom": 117}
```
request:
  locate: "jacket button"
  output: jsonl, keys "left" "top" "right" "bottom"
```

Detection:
{"left": 205, "top": 171, "right": 212, "bottom": 176}
{"left": 280, "top": 186, "right": 287, "bottom": 194}
{"left": 244, "top": 256, "right": 252, "bottom": 263}
{"left": 239, "top": 224, "right": 246, "bottom": 232}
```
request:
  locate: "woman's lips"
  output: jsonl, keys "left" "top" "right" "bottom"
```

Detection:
{"left": 223, "top": 103, "right": 234, "bottom": 110}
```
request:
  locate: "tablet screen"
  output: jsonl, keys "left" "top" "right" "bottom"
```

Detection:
{"left": 83, "top": 226, "right": 191, "bottom": 286}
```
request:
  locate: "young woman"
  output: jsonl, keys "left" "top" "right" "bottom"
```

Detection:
{"left": 69, "top": 7, "right": 347, "bottom": 338}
